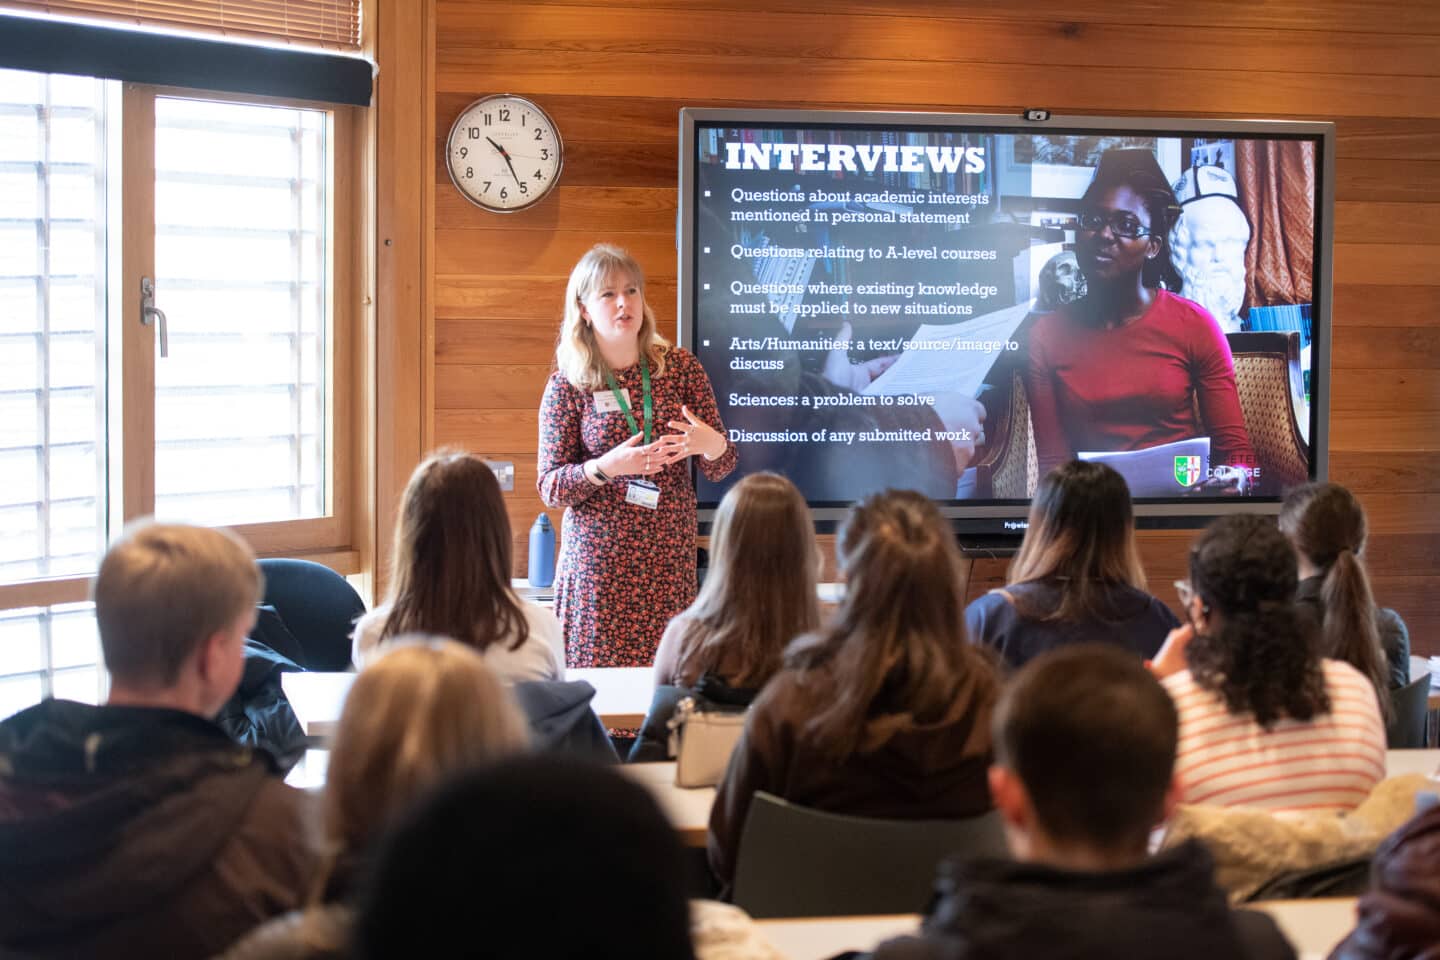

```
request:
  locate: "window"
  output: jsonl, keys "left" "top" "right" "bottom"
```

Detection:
{"left": 0, "top": 67, "right": 360, "bottom": 719}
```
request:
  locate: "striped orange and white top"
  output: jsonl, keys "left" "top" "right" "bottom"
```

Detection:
{"left": 1162, "top": 659, "right": 1386, "bottom": 814}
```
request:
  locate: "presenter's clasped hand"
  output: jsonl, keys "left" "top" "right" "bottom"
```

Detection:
{"left": 594, "top": 433, "right": 665, "bottom": 480}
{"left": 653, "top": 405, "right": 727, "bottom": 466}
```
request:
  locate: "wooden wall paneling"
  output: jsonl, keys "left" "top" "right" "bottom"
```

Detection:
{"left": 438, "top": 0, "right": 1440, "bottom": 37}
{"left": 417, "top": 0, "right": 1440, "bottom": 650}
{"left": 1332, "top": 286, "right": 1440, "bottom": 326}
{"left": 437, "top": 52, "right": 1440, "bottom": 120}
{"left": 440, "top": 3, "right": 1440, "bottom": 79}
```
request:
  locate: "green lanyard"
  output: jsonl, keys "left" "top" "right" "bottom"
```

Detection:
{"left": 605, "top": 361, "right": 652, "bottom": 443}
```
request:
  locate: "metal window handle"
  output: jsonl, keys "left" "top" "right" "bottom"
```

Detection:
{"left": 141, "top": 276, "right": 169, "bottom": 358}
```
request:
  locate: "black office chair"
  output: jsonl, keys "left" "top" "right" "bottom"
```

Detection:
{"left": 731, "top": 791, "right": 1008, "bottom": 918}
{"left": 1387, "top": 673, "right": 1431, "bottom": 749}
{"left": 256, "top": 558, "right": 365, "bottom": 671}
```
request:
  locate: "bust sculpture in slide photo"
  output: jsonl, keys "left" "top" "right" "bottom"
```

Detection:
{"left": 1168, "top": 165, "right": 1251, "bottom": 334}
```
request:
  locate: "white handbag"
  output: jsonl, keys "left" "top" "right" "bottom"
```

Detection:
{"left": 667, "top": 695, "right": 747, "bottom": 788}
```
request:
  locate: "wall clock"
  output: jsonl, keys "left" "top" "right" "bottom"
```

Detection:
{"left": 445, "top": 94, "right": 563, "bottom": 213}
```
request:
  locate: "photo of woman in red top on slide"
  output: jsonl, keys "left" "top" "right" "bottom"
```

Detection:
{"left": 1025, "top": 148, "right": 1255, "bottom": 491}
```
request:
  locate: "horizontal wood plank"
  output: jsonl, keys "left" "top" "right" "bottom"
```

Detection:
{"left": 1333, "top": 243, "right": 1440, "bottom": 286}
{"left": 434, "top": 229, "right": 676, "bottom": 277}
{"left": 437, "top": 51, "right": 1440, "bottom": 120}
{"left": 440, "top": 4, "right": 1440, "bottom": 79}
{"left": 1328, "top": 370, "right": 1440, "bottom": 412}
{"left": 436, "top": 275, "right": 680, "bottom": 320}
{"left": 1331, "top": 413, "right": 1440, "bottom": 452}
{"left": 438, "top": 0, "right": 1440, "bottom": 40}
{"left": 435, "top": 408, "right": 541, "bottom": 452}
{"left": 1334, "top": 202, "right": 1440, "bottom": 245}
{"left": 1329, "top": 451, "right": 1440, "bottom": 493}
{"left": 434, "top": 363, "right": 553, "bottom": 409}
{"left": 436, "top": 185, "right": 676, "bottom": 233}
{"left": 1332, "top": 285, "right": 1440, "bottom": 327}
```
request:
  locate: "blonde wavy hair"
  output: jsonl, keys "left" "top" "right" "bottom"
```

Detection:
{"left": 555, "top": 242, "right": 671, "bottom": 390}
{"left": 323, "top": 638, "right": 530, "bottom": 865}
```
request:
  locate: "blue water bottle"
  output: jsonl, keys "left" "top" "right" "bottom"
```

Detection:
{"left": 528, "top": 513, "right": 556, "bottom": 588}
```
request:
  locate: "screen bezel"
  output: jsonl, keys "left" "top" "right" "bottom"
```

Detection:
{"left": 678, "top": 108, "right": 1335, "bottom": 533}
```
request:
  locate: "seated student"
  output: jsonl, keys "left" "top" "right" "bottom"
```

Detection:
{"left": 0, "top": 522, "right": 319, "bottom": 959}
{"left": 1329, "top": 801, "right": 1440, "bottom": 959}
{"left": 708, "top": 489, "right": 997, "bottom": 893}
{"left": 869, "top": 645, "right": 1296, "bottom": 960}
{"left": 631, "top": 472, "right": 820, "bottom": 762}
{"left": 353, "top": 755, "right": 696, "bottom": 960}
{"left": 965, "top": 460, "right": 1178, "bottom": 669}
{"left": 218, "top": 639, "right": 530, "bottom": 959}
{"left": 353, "top": 450, "right": 564, "bottom": 682}
{"left": 1153, "top": 514, "right": 1386, "bottom": 814}
{"left": 1280, "top": 482, "right": 1410, "bottom": 695}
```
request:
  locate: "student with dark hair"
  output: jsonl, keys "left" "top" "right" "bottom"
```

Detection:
{"left": 354, "top": 449, "right": 563, "bottom": 682}
{"left": 1280, "top": 482, "right": 1409, "bottom": 696}
{"left": 1025, "top": 147, "right": 1256, "bottom": 480}
{"left": 631, "top": 472, "right": 820, "bottom": 761}
{"left": 708, "top": 489, "right": 998, "bottom": 893}
{"left": 965, "top": 460, "right": 1177, "bottom": 668}
{"left": 869, "top": 645, "right": 1296, "bottom": 960}
{"left": 354, "top": 756, "right": 696, "bottom": 960}
{"left": 1154, "top": 514, "right": 1386, "bottom": 813}
{"left": 0, "top": 523, "right": 319, "bottom": 958}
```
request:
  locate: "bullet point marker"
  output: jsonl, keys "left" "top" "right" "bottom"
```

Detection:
{"left": 703, "top": 283, "right": 710, "bottom": 290}
{"left": 703, "top": 246, "right": 711, "bottom": 254}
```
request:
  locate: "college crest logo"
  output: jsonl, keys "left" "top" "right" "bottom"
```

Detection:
{"left": 1174, "top": 455, "right": 1202, "bottom": 487}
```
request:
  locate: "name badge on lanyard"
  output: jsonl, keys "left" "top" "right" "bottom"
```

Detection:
{"left": 594, "top": 389, "right": 628, "bottom": 413}
{"left": 626, "top": 479, "right": 661, "bottom": 510}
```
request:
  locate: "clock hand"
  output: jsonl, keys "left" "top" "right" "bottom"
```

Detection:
{"left": 486, "top": 136, "right": 522, "bottom": 187}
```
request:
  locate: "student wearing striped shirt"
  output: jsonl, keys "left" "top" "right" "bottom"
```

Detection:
{"left": 1150, "top": 515, "right": 1386, "bottom": 814}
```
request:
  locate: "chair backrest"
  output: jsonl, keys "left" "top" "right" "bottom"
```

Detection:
{"left": 257, "top": 558, "right": 366, "bottom": 671}
{"left": 1224, "top": 331, "right": 1310, "bottom": 490}
{"left": 731, "top": 791, "right": 1008, "bottom": 918}
{"left": 975, "top": 368, "right": 1037, "bottom": 499}
{"left": 1387, "top": 672, "right": 1431, "bottom": 749}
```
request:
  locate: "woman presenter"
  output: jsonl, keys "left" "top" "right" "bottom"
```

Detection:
{"left": 538, "top": 243, "right": 737, "bottom": 667}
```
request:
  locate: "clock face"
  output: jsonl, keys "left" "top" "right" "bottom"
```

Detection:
{"left": 446, "top": 95, "right": 563, "bottom": 213}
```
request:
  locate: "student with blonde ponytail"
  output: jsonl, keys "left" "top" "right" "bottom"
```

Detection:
{"left": 1279, "top": 482, "right": 1409, "bottom": 697}
{"left": 707, "top": 490, "right": 998, "bottom": 892}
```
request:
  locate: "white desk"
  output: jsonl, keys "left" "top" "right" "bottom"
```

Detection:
{"left": 1253, "top": 897, "right": 1360, "bottom": 960}
{"left": 281, "top": 671, "right": 353, "bottom": 739}
{"left": 753, "top": 899, "right": 1358, "bottom": 960}
{"left": 280, "top": 666, "right": 654, "bottom": 736}
{"left": 566, "top": 666, "right": 652, "bottom": 729}
{"left": 756, "top": 915, "right": 916, "bottom": 959}
{"left": 1383, "top": 748, "right": 1440, "bottom": 781}
{"left": 1408, "top": 655, "right": 1440, "bottom": 711}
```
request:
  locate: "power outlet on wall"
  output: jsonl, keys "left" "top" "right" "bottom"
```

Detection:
{"left": 485, "top": 460, "right": 514, "bottom": 491}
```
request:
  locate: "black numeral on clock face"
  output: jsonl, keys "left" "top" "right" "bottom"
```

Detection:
{"left": 499, "top": 107, "right": 511, "bottom": 122}
{"left": 535, "top": 128, "right": 544, "bottom": 141}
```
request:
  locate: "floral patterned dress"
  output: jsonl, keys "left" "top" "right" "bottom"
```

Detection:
{"left": 538, "top": 347, "right": 737, "bottom": 667}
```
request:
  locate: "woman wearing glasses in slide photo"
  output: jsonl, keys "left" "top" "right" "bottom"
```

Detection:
{"left": 1023, "top": 148, "right": 1255, "bottom": 487}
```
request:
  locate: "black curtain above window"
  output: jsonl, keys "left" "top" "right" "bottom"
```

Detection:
{"left": 0, "top": 11, "right": 372, "bottom": 105}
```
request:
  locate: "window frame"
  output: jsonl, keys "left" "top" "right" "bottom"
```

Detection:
{"left": 0, "top": 74, "right": 366, "bottom": 684}
{"left": 117, "top": 81, "right": 362, "bottom": 573}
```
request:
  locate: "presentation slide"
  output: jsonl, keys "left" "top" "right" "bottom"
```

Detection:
{"left": 690, "top": 124, "right": 1319, "bottom": 506}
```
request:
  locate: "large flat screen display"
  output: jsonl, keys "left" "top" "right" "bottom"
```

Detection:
{"left": 679, "top": 109, "right": 1334, "bottom": 532}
